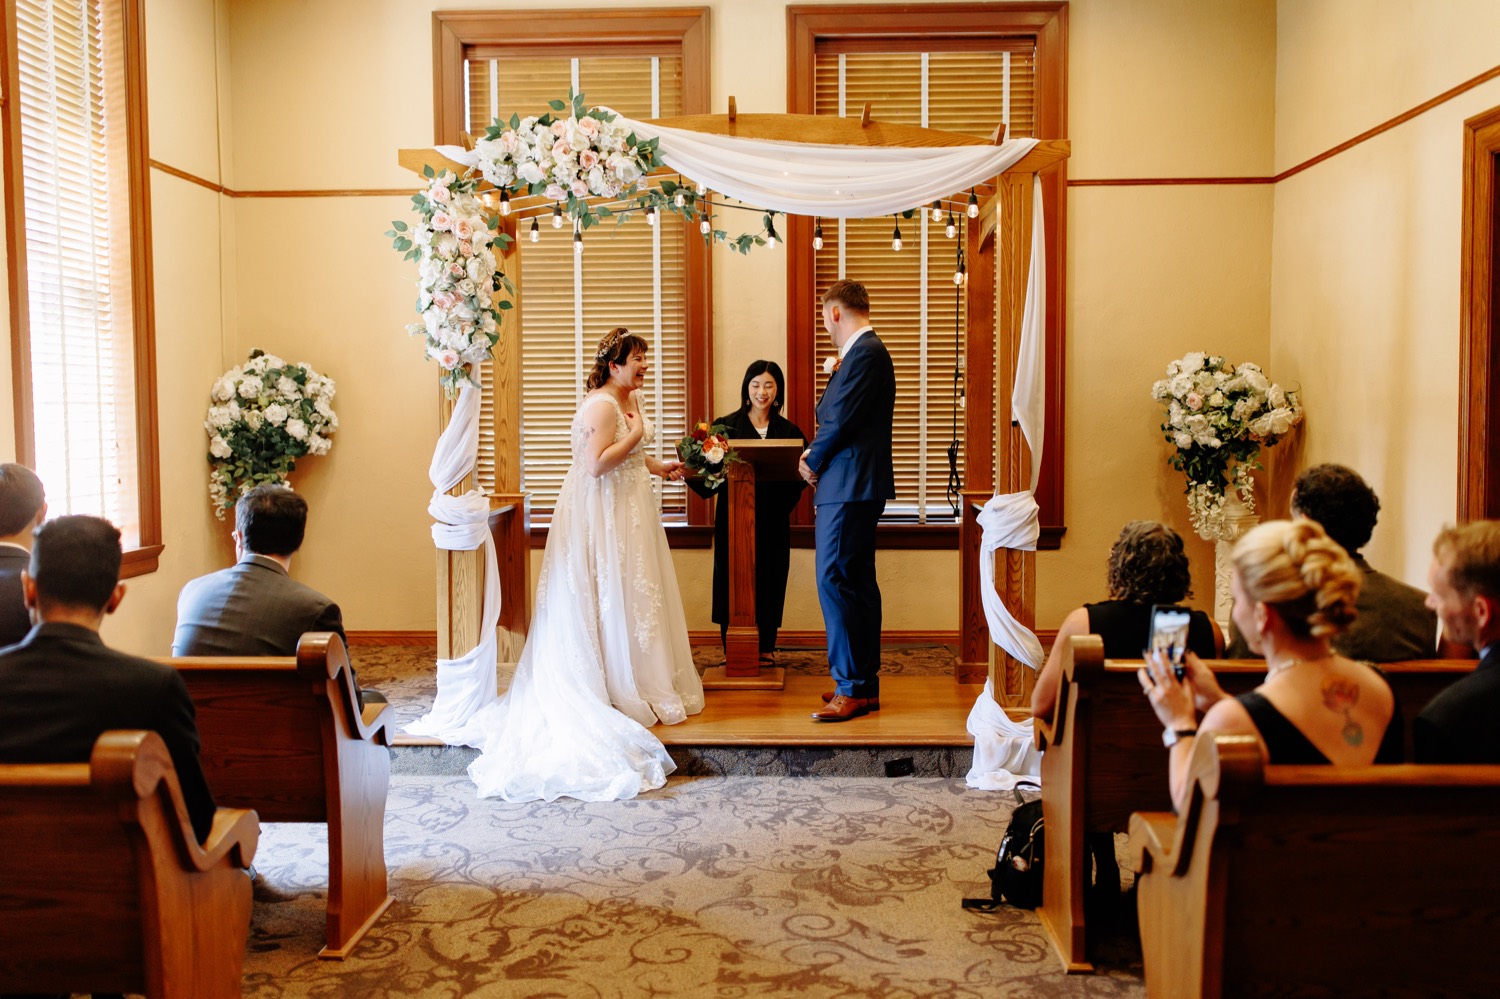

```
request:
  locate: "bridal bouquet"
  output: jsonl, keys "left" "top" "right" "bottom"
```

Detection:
{"left": 204, "top": 350, "right": 338, "bottom": 518}
{"left": 677, "top": 421, "right": 742, "bottom": 490}
{"left": 1151, "top": 352, "right": 1303, "bottom": 540}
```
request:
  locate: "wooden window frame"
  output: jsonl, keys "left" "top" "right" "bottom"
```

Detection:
{"left": 1460, "top": 104, "right": 1500, "bottom": 521}
{"left": 786, "top": 2, "right": 1068, "bottom": 551}
{"left": 432, "top": 7, "right": 715, "bottom": 548}
{"left": 1, "top": 0, "right": 163, "bottom": 576}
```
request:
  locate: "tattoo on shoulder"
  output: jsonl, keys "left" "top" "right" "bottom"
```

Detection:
{"left": 1322, "top": 677, "right": 1364, "bottom": 747}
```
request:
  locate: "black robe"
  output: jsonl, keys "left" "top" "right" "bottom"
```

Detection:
{"left": 688, "top": 409, "right": 807, "bottom": 633}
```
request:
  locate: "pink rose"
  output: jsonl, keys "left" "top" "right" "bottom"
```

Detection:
{"left": 452, "top": 217, "right": 474, "bottom": 241}
{"left": 430, "top": 184, "right": 451, "bottom": 205}
{"left": 579, "top": 149, "right": 600, "bottom": 170}
{"left": 570, "top": 178, "right": 590, "bottom": 198}
{"left": 577, "top": 116, "right": 600, "bottom": 138}
{"left": 550, "top": 119, "right": 568, "bottom": 136}
{"left": 1186, "top": 392, "right": 1203, "bottom": 411}
{"left": 448, "top": 261, "right": 465, "bottom": 277}
{"left": 432, "top": 290, "right": 459, "bottom": 310}
{"left": 459, "top": 240, "right": 475, "bottom": 258}
{"left": 545, "top": 183, "right": 566, "bottom": 202}
{"left": 439, "top": 349, "right": 460, "bottom": 369}
{"left": 552, "top": 140, "right": 572, "bottom": 160}
{"left": 431, "top": 211, "right": 454, "bottom": 232}
{"left": 500, "top": 130, "right": 520, "bottom": 153}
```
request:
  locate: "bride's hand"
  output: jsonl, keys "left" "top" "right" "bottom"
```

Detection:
{"left": 621, "top": 410, "right": 645, "bottom": 443}
{"left": 655, "top": 458, "right": 686, "bottom": 481}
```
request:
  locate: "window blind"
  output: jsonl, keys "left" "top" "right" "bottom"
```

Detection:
{"left": 464, "top": 50, "right": 689, "bottom": 521}
{"left": 812, "top": 44, "right": 1035, "bottom": 522}
{"left": 15, "top": 0, "right": 141, "bottom": 544}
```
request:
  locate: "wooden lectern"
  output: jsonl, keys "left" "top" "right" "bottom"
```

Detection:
{"left": 700, "top": 438, "right": 805, "bottom": 691}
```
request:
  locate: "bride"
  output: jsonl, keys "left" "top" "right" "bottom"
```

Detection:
{"left": 464, "top": 327, "right": 705, "bottom": 802}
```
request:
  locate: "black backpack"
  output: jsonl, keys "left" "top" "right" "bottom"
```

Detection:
{"left": 964, "top": 783, "right": 1044, "bottom": 911}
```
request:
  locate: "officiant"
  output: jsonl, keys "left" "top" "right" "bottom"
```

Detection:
{"left": 690, "top": 360, "right": 807, "bottom": 659}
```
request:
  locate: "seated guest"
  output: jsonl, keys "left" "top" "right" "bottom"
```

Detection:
{"left": 0, "top": 462, "right": 46, "bottom": 647}
{"left": 1414, "top": 521, "right": 1500, "bottom": 762}
{"left": 174, "top": 485, "right": 384, "bottom": 704}
{"left": 687, "top": 360, "right": 807, "bottom": 659}
{"left": 1227, "top": 463, "right": 1438, "bottom": 660}
{"left": 0, "top": 515, "right": 216, "bottom": 843}
{"left": 1143, "top": 519, "right": 1400, "bottom": 811}
{"left": 1031, "top": 520, "right": 1221, "bottom": 722}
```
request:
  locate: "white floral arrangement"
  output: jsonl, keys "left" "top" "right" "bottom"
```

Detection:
{"left": 1151, "top": 352, "right": 1303, "bottom": 541}
{"left": 204, "top": 350, "right": 338, "bottom": 519}
{"left": 473, "top": 98, "right": 648, "bottom": 206}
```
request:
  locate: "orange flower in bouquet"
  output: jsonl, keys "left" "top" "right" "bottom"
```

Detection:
{"left": 676, "top": 420, "right": 742, "bottom": 489}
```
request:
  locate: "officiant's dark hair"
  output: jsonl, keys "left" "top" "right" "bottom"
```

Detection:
{"left": 586, "top": 327, "right": 649, "bottom": 390}
{"left": 236, "top": 484, "right": 307, "bottom": 557}
{"left": 739, "top": 360, "right": 785, "bottom": 414}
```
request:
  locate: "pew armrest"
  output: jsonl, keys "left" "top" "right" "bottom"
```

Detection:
{"left": 199, "top": 807, "right": 260, "bottom": 871}
{"left": 1128, "top": 811, "right": 1179, "bottom": 873}
{"left": 297, "top": 632, "right": 392, "bottom": 746}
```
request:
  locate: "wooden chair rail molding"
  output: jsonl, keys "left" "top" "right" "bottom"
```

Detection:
{"left": 164, "top": 632, "right": 394, "bottom": 960}
{"left": 1032, "top": 635, "right": 1479, "bottom": 975}
{"left": 0, "top": 730, "right": 258, "bottom": 999}
{"left": 1129, "top": 734, "right": 1500, "bottom": 999}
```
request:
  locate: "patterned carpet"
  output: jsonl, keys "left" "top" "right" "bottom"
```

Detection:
{"left": 244, "top": 774, "right": 1145, "bottom": 997}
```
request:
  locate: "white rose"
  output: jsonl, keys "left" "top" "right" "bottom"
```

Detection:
{"left": 209, "top": 435, "right": 232, "bottom": 459}
{"left": 1208, "top": 391, "right": 1226, "bottom": 408}
{"left": 212, "top": 377, "right": 235, "bottom": 401}
{"left": 1174, "top": 432, "right": 1193, "bottom": 449}
{"left": 277, "top": 376, "right": 299, "bottom": 396}
{"left": 517, "top": 160, "right": 545, "bottom": 185}
{"left": 245, "top": 411, "right": 264, "bottom": 431}
{"left": 308, "top": 436, "right": 331, "bottom": 456}
{"left": 264, "top": 403, "right": 288, "bottom": 426}
{"left": 237, "top": 376, "right": 263, "bottom": 399}
{"left": 704, "top": 445, "right": 726, "bottom": 464}
{"left": 315, "top": 399, "right": 335, "bottom": 419}
{"left": 1180, "top": 352, "right": 1206, "bottom": 374}
{"left": 285, "top": 418, "right": 308, "bottom": 441}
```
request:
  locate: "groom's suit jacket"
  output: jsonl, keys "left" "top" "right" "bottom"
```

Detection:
{"left": 806, "top": 331, "right": 897, "bottom": 506}
{"left": 173, "top": 553, "right": 347, "bottom": 657}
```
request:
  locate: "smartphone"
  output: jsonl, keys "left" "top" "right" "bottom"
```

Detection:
{"left": 1148, "top": 605, "right": 1193, "bottom": 681}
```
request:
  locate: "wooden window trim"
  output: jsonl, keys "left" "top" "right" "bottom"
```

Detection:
{"left": 433, "top": 8, "right": 715, "bottom": 545}
{"left": 785, "top": 3, "right": 1068, "bottom": 553}
{"left": 1460, "top": 104, "right": 1500, "bottom": 520}
{"left": 2, "top": 0, "right": 162, "bottom": 577}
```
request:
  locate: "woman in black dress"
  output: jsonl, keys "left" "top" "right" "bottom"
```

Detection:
{"left": 689, "top": 361, "right": 806, "bottom": 658}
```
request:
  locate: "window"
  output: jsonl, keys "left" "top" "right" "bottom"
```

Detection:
{"left": 787, "top": 4, "right": 1068, "bottom": 544}
{"left": 3, "top": 0, "right": 161, "bottom": 573}
{"left": 434, "top": 9, "right": 712, "bottom": 537}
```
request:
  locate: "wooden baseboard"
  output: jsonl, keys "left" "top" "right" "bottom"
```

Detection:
{"left": 346, "top": 631, "right": 438, "bottom": 646}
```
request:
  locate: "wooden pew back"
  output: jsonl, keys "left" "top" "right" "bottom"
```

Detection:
{"left": 0, "top": 731, "right": 257, "bottom": 998}
{"left": 1131, "top": 735, "right": 1500, "bottom": 998}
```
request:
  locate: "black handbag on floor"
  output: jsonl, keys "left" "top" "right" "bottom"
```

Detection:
{"left": 963, "top": 782, "right": 1044, "bottom": 911}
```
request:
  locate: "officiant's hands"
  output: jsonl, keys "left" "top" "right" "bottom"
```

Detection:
{"left": 798, "top": 449, "right": 818, "bottom": 486}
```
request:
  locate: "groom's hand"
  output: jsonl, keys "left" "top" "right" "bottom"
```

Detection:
{"left": 798, "top": 449, "right": 818, "bottom": 486}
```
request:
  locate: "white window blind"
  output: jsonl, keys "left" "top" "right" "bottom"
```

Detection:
{"left": 15, "top": 0, "right": 141, "bottom": 543}
{"left": 812, "top": 44, "right": 1035, "bottom": 522}
{"left": 464, "top": 50, "right": 689, "bottom": 522}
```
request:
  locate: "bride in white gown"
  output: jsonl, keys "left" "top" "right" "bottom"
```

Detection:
{"left": 465, "top": 327, "right": 705, "bottom": 802}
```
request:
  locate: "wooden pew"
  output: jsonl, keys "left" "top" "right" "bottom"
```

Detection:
{"left": 0, "top": 730, "right": 259, "bottom": 998}
{"left": 1129, "top": 734, "right": 1500, "bottom": 998}
{"left": 168, "top": 632, "right": 394, "bottom": 959}
{"left": 1032, "top": 635, "right": 1475, "bottom": 973}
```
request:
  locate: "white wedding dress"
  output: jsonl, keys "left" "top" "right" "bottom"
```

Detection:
{"left": 463, "top": 390, "right": 705, "bottom": 802}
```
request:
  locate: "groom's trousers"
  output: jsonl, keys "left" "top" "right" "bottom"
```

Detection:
{"left": 815, "top": 499, "right": 885, "bottom": 699}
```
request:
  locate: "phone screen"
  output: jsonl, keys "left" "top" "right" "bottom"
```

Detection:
{"left": 1149, "top": 605, "right": 1193, "bottom": 680}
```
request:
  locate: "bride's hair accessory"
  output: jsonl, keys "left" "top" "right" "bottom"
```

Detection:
{"left": 596, "top": 328, "right": 627, "bottom": 363}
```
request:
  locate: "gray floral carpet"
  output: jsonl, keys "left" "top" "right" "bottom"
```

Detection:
{"left": 244, "top": 774, "right": 1144, "bottom": 997}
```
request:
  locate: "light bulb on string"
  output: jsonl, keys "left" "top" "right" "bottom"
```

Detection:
{"left": 499, "top": 189, "right": 511, "bottom": 216}
{"left": 529, "top": 218, "right": 539, "bottom": 243}
{"left": 946, "top": 213, "right": 957, "bottom": 239}
{"left": 574, "top": 225, "right": 583, "bottom": 254}
{"left": 891, "top": 216, "right": 902, "bottom": 252}
{"left": 552, "top": 204, "right": 563, "bottom": 229}
{"left": 931, "top": 200, "right": 943, "bottom": 222}
{"left": 813, "top": 221, "right": 824, "bottom": 252}
{"left": 674, "top": 188, "right": 686, "bottom": 209}
{"left": 967, "top": 189, "right": 979, "bottom": 219}
{"left": 699, "top": 209, "right": 710, "bottom": 236}
{"left": 695, "top": 182, "right": 706, "bottom": 196}
{"left": 764, "top": 212, "right": 778, "bottom": 250}
{"left": 646, "top": 204, "right": 657, "bottom": 226}
{"left": 481, "top": 192, "right": 493, "bottom": 209}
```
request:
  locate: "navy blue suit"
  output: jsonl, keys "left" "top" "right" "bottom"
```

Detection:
{"left": 806, "top": 329, "right": 896, "bottom": 698}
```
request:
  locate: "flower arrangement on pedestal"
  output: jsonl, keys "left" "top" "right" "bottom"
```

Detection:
{"left": 1151, "top": 352, "right": 1302, "bottom": 541}
{"left": 204, "top": 350, "right": 337, "bottom": 518}
{"left": 677, "top": 421, "right": 741, "bottom": 490}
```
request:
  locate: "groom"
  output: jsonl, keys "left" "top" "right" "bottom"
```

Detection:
{"left": 799, "top": 280, "right": 896, "bottom": 722}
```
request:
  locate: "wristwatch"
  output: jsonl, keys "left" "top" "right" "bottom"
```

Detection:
{"left": 1162, "top": 727, "right": 1198, "bottom": 747}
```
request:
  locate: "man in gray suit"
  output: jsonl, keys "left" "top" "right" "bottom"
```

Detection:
{"left": 173, "top": 485, "right": 384, "bottom": 704}
{"left": 0, "top": 463, "right": 46, "bottom": 648}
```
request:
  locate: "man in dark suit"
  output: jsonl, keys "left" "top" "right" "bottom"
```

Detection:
{"left": 1414, "top": 521, "right": 1500, "bottom": 763}
{"left": 0, "top": 515, "right": 217, "bottom": 843}
{"left": 173, "top": 485, "right": 383, "bottom": 704}
{"left": 0, "top": 463, "right": 46, "bottom": 648}
{"left": 799, "top": 280, "right": 896, "bottom": 722}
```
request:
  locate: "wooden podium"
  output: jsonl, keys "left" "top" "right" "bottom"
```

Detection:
{"left": 700, "top": 438, "right": 805, "bottom": 691}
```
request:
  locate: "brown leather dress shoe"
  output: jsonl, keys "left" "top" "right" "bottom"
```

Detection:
{"left": 811, "top": 694, "right": 879, "bottom": 722}
{"left": 821, "top": 690, "right": 880, "bottom": 710}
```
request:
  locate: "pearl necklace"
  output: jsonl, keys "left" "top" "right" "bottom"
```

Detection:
{"left": 1265, "top": 654, "right": 1331, "bottom": 681}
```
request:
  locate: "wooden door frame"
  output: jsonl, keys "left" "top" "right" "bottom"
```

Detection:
{"left": 1460, "top": 106, "right": 1500, "bottom": 520}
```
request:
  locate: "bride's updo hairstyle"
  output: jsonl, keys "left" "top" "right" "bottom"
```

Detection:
{"left": 1231, "top": 519, "right": 1361, "bottom": 639}
{"left": 585, "top": 327, "right": 649, "bottom": 390}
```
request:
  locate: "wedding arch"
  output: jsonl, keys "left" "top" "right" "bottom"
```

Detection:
{"left": 396, "top": 100, "right": 1069, "bottom": 746}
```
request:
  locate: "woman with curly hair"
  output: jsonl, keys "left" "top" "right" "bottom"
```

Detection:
{"left": 1141, "top": 519, "right": 1400, "bottom": 811}
{"left": 1031, "top": 520, "right": 1221, "bottom": 722}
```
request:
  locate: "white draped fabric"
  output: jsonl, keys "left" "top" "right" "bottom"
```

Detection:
{"left": 965, "top": 176, "right": 1048, "bottom": 791}
{"left": 404, "top": 382, "right": 501, "bottom": 742}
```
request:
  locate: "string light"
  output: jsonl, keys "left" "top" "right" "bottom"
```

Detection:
{"left": 674, "top": 188, "right": 686, "bottom": 209}
{"left": 813, "top": 220, "right": 824, "bottom": 252}
{"left": 931, "top": 200, "right": 943, "bottom": 222}
{"left": 499, "top": 189, "right": 511, "bottom": 216}
{"left": 530, "top": 218, "right": 540, "bottom": 242}
{"left": 481, "top": 192, "right": 493, "bottom": 208}
{"left": 967, "top": 189, "right": 979, "bottom": 218}
{"left": 646, "top": 204, "right": 657, "bottom": 226}
{"left": 696, "top": 182, "right": 706, "bottom": 196}
{"left": 953, "top": 256, "right": 967, "bottom": 286}
{"left": 699, "top": 208, "right": 710, "bottom": 235}
{"left": 574, "top": 225, "right": 584, "bottom": 254}
{"left": 552, "top": 204, "right": 563, "bottom": 229}
{"left": 764, "top": 212, "right": 778, "bottom": 249}
{"left": 946, "top": 213, "right": 957, "bottom": 239}
{"left": 891, "top": 216, "right": 902, "bottom": 252}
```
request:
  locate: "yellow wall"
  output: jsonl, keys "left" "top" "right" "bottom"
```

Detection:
{"left": 1270, "top": 0, "right": 1500, "bottom": 585}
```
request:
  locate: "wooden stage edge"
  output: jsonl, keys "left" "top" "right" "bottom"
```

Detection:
{"left": 393, "top": 675, "right": 1028, "bottom": 748}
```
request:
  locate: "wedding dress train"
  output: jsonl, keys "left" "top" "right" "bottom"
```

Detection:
{"left": 460, "top": 392, "right": 704, "bottom": 802}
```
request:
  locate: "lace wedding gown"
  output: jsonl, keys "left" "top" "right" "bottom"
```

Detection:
{"left": 464, "top": 391, "right": 705, "bottom": 802}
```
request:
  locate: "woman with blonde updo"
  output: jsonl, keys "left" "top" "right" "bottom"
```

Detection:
{"left": 1141, "top": 519, "right": 1400, "bottom": 810}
